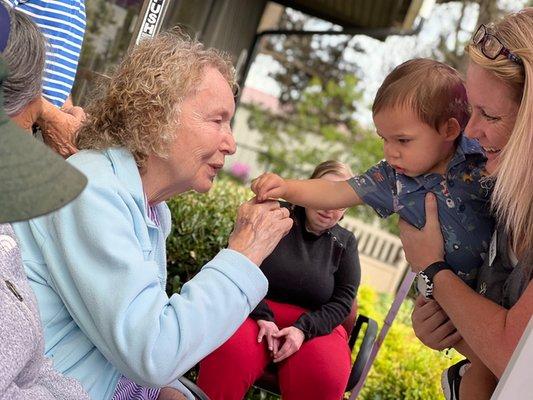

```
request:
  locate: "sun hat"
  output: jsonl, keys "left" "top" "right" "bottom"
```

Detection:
{"left": 0, "top": 8, "right": 87, "bottom": 223}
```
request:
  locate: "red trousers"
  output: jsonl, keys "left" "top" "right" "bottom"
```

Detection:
{"left": 197, "top": 300, "right": 351, "bottom": 400}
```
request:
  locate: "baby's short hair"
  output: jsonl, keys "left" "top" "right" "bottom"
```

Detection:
{"left": 372, "top": 58, "right": 470, "bottom": 130}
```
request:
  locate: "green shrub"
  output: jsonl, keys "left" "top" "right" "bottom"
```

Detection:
{"left": 354, "top": 285, "right": 463, "bottom": 400}
{"left": 165, "top": 178, "right": 251, "bottom": 294}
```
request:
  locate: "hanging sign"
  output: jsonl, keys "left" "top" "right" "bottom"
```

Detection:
{"left": 136, "top": 0, "right": 169, "bottom": 44}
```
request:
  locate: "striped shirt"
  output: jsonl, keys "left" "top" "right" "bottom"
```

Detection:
{"left": 6, "top": 0, "right": 86, "bottom": 107}
{"left": 145, "top": 194, "right": 161, "bottom": 227}
{"left": 112, "top": 376, "right": 160, "bottom": 400}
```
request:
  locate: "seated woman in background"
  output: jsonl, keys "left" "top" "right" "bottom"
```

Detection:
{"left": 198, "top": 160, "right": 361, "bottom": 400}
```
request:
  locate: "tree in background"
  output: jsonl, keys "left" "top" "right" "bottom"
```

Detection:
{"left": 245, "top": 9, "right": 393, "bottom": 231}
{"left": 247, "top": 10, "right": 381, "bottom": 176}
{"left": 433, "top": 0, "right": 532, "bottom": 71}
{"left": 246, "top": 74, "right": 381, "bottom": 177}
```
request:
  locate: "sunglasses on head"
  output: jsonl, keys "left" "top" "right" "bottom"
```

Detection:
{"left": 472, "top": 24, "right": 523, "bottom": 66}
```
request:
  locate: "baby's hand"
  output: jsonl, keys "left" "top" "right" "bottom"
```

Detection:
{"left": 251, "top": 173, "right": 287, "bottom": 202}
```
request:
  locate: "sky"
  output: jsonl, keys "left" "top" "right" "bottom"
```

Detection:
{"left": 245, "top": 0, "right": 529, "bottom": 127}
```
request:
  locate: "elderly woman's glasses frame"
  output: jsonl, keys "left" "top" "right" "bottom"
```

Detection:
{"left": 472, "top": 24, "right": 523, "bottom": 66}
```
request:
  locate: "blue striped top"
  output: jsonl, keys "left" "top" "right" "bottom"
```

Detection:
{"left": 6, "top": 0, "right": 86, "bottom": 107}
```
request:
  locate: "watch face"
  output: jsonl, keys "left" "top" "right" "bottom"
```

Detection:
{"left": 417, "top": 272, "right": 433, "bottom": 299}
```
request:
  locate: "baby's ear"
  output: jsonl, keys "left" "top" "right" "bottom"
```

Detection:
{"left": 439, "top": 117, "right": 461, "bottom": 142}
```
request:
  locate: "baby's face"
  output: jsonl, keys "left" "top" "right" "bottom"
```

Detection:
{"left": 373, "top": 107, "right": 457, "bottom": 177}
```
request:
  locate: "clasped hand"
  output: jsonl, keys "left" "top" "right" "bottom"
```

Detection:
{"left": 257, "top": 320, "right": 305, "bottom": 363}
{"left": 411, "top": 295, "right": 462, "bottom": 350}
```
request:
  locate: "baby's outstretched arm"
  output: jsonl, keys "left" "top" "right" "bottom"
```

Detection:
{"left": 251, "top": 172, "right": 363, "bottom": 209}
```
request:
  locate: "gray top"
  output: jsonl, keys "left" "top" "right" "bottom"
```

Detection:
{"left": 0, "top": 224, "right": 89, "bottom": 399}
{"left": 477, "top": 224, "right": 533, "bottom": 309}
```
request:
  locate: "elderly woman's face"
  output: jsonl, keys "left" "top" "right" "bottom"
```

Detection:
{"left": 305, "top": 172, "right": 349, "bottom": 234}
{"left": 165, "top": 67, "right": 236, "bottom": 193}
{"left": 465, "top": 62, "right": 520, "bottom": 174}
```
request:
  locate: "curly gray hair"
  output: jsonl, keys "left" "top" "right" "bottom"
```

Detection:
{"left": 76, "top": 30, "right": 236, "bottom": 171}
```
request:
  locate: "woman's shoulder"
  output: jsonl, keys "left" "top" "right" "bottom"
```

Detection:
{"left": 330, "top": 223, "right": 357, "bottom": 247}
{"left": 68, "top": 148, "right": 141, "bottom": 194}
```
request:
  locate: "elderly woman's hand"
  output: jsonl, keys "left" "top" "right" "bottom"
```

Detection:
{"left": 411, "top": 295, "right": 462, "bottom": 351}
{"left": 228, "top": 199, "right": 293, "bottom": 266}
{"left": 37, "top": 97, "right": 83, "bottom": 158}
{"left": 398, "top": 193, "right": 445, "bottom": 273}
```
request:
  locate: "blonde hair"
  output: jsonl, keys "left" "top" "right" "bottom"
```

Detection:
{"left": 310, "top": 160, "right": 353, "bottom": 179}
{"left": 76, "top": 30, "right": 236, "bottom": 171}
{"left": 466, "top": 8, "right": 533, "bottom": 254}
{"left": 373, "top": 58, "right": 470, "bottom": 130}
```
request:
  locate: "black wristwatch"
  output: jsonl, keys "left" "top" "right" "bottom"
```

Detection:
{"left": 416, "top": 261, "right": 452, "bottom": 299}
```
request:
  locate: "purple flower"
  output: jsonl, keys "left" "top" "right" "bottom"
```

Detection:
{"left": 230, "top": 162, "right": 250, "bottom": 181}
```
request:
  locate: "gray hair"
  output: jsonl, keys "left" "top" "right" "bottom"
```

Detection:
{"left": 2, "top": 3, "right": 46, "bottom": 116}
{"left": 76, "top": 30, "right": 236, "bottom": 171}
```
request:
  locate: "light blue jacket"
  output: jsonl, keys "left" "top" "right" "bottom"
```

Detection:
{"left": 14, "top": 148, "right": 268, "bottom": 400}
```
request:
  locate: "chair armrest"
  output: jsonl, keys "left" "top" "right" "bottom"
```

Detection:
{"left": 178, "top": 376, "right": 211, "bottom": 400}
{"left": 345, "top": 315, "right": 378, "bottom": 391}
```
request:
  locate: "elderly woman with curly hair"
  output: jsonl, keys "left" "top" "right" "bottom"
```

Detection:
{"left": 13, "top": 32, "right": 293, "bottom": 400}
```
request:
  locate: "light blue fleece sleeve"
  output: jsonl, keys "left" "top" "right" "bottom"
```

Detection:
{"left": 34, "top": 179, "right": 268, "bottom": 388}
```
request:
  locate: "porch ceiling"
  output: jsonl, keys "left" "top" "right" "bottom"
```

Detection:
{"left": 274, "top": 0, "right": 423, "bottom": 29}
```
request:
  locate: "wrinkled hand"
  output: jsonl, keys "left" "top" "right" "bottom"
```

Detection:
{"left": 257, "top": 320, "right": 280, "bottom": 355}
{"left": 272, "top": 326, "right": 305, "bottom": 363}
{"left": 157, "top": 387, "right": 187, "bottom": 400}
{"left": 398, "top": 193, "right": 445, "bottom": 273}
{"left": 411, "top": 295, "right": 462, "bottom": 351}
{"left": 228, "top": 198, "right": 293, "bottom": 266}
{"left": 251, "top": 173, "right": 288, "bottom": 202}
{"left": 37, "top": 98, "right": 84, "bottom": 158}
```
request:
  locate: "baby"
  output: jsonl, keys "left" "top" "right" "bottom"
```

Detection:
{"left": 252, "top": 58, "right": 494, "bottom": 289}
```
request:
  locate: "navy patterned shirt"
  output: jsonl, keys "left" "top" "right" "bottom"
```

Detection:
{"left": 348, "top": 135, "right": 494, "bottom": 286}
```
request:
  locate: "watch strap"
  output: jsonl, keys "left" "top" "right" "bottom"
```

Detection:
{"left": 423, "top": 261, "right": 452, "bottom": 281}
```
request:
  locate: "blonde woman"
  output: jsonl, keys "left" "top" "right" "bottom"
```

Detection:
{"left": 399, "top": 8, "right": 533, "bottom": 400}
